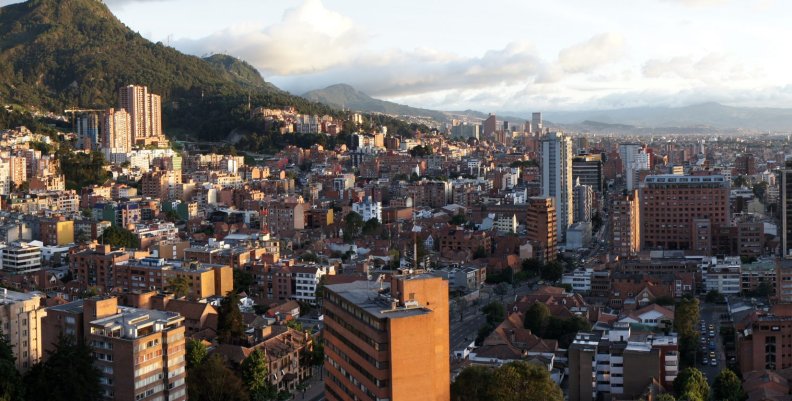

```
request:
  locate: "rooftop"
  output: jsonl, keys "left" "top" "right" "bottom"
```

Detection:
{"left": 0, "top": 288, "right": 42, "bottom": 305}
{"left": 325, "top": 278, "right": 433, "bottom": 319}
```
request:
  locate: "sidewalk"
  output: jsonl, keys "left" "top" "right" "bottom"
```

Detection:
{"left": 296, "top": 367, "right": 325, "bottom": 401}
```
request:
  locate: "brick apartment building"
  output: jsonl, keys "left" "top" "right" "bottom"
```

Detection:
{"left": 525, "top": 196, "right": 557, "bottom": 262}
{"left": 323, "top": 274, "right": 449, "bottom": 401}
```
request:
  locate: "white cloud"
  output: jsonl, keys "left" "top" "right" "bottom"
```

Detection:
{"left": 557, "top": 33, "right": 625, "bottom": 74}
{"left": 642, "top": 53, "right": 759, "bottom": 83}
{"left": 659, "top": 0, "right": 730, "bottom": 7}
{"left": 175, "top": 0, "right": 364, "bottom": 75}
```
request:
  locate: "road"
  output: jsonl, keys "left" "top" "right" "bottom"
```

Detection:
{"left": 698, "top": 301, "right": 727, "bottom": 383}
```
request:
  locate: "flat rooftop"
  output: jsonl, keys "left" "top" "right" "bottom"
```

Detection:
{"left": 326, "top": 279, "right": 432, "bottom": 320}
{"left": 0, "top": 289, "right": 42, "bottom": 305}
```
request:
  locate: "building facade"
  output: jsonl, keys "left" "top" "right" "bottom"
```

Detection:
{"left": 541, "top": 131, "right": 573, "bottom": 241}
{"left": 0, "top": 289, "right": 46, "bottom": 371}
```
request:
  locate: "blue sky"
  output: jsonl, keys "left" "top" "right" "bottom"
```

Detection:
{"left": 3, "top": 0, "right": 792, "bottom": 111}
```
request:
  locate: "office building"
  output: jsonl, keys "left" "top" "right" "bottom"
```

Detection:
{"left": 568, "top": 325, "right": 678, "bottom": 401}
{"left": 323, "top": 273, "right": 449, "bottom": 401}
{"left": 610, "top": 190, "right": 641, "bottom": 258}
{"left": 531, "top": 112, "right": 542, "bottom": 134}
{"left": 573, "top": 180, "right": 594, "bottom": 223}
{"left": 483, "top": 114, "right": 497, "bottom": 136}
{"left": 526, "top": 197, "right": 557, "bottom": 262}
{"left": 541, "top": 131, "right": 573, "bottom": 241}
{"left": 640, "top": 175, "right": 729, "bottom": 251}
{"left": 43, "top": 297, "right": 187, "bottom": 401}
{"left": 0, "top": 289, "right": 46, "bottom": 371}
{"left": 736, "top": 304, "right": 792, "bottom": 374}
{"left": 619, "top": 144, "right": 650, "bottom": 191}
{"left": 572, "top": 153, "right": 604, "bottom": 193}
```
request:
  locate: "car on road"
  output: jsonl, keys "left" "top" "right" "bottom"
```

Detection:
{"left": 702, "top": 357, "right": 709, "bottom": 365}
{"left": 709, "top": 331, "right": 716, "bottom": 337}
{"left": 709, "top": 342, "right": 716, "bottom": 350}
{"left": 711, "top": 360, "right": 718, "bottom": 367}
{"left": 709, "top": 352, "right": 716, "bottom": 359}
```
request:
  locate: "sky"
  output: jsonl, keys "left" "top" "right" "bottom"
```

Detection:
{"left": 3, "top": 0, "right": 792, "bottom": 112}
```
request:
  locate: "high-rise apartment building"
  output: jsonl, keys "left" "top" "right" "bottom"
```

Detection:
{"left": 619, "top": 143, "right": 650, "bottom": 191}
{"left": 101, "top": 108, "right": 132, "bottom": 154}
{"left": 610, "top": 190, "right": 641, "bottom": 258}
{"left": 323, "top": 273, "right": 449, "bottom": 401}
{"left": 573, "top": 181, "right": 594, "bottom": 223}
{"left": 43, "top": 297, "right": 187, "bottom": 401}
{"left": 541, "top": 131, "right": 573, "bottom": 241}
{"left": 526, "top": 196, "right": 557, "bottom": 262}
{"left": 77, "top": 113, "right": 100, "bottom": 148}
{"left": 118, "top": 85, "right": 163, "bottom": 145}
{"left": 640, "top": 175, "right": 729, "bottom": 251}
{"left": 0, "top": 289, "right": 47, "bottom": 371}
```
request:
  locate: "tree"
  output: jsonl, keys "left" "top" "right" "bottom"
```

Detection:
{"left": 217, "top": 293, "right": 246, "bottom": 345}
{"left": 240, "top": 349, "right": 275, "bottom": 400}
{"left": 24, "top": 335, "right": 102, "bottom": 401}
{"left": 489, "top": 361, "right": 564, "bottom": 401}
{"left": 656, "top": 394, "right": 676, "bottom": 401}
{"left": 712, "top": 368, "right": 746, "bottom": 401}
{"left": 450, "top": 214, "right": 467, "bottom": 226}
{"left": 343, "top": 212, "right": 363, "bottom": 242}
{"left": 362, "top": 218, "right": 381, "bottom": 236}
{"left": 541, "top": 261, "right": 563, "bottom": 282}
{"left": 233, "top": 269, "right": 254, "bottom": 294}
{"left": 167, "top": 275, "right": 191, "bottom": 298}
{"left": 673, "top": 367, "right": 709, "bottom": 401}
{"left": 0, "top": 328, "right": 23, "bottom": 401}
{"left": 186, "top": 339, "right": 208, "bottom": 369}
{"left": 97, "top": 225, "right": 139, "bottom": 249}
{"left": 523, "top": 303, "right": 550, "bottom": 335}
{"left": 451, "top": 365, "right": 494, "bottom": 401}
{"left": 482, "top": 301, "right": 506, "bottom": 326}
{"left": 674, "top": 297, "right": 700, "bottom": 367}
{"left": 705, "top": 290, "right": 725, "bottom": 304}
{"left": 473, "top": 245, "right": 488, "bottom": 259}
{"left": 187, "top": 354, "right": 249, "bottom": 401}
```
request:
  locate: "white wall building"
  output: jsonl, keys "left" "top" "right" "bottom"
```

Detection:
{"left": 562, "top": 268, "right": 593, "bottom": 292}
{"left": 0, "top": 241, "right": 42, "bottom": 274}
{"left": 702, "top": 256, "right": 742, "bottom": 294}
{"left": 541, "top": 131, "right": 573, "bottom": 241}
{"left": 352, "top": 196, "right": 382, "bottom": 223}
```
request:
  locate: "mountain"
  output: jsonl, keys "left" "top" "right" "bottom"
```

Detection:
{"left": 541, "top": 102, "right": 792, "bottom": 131}
{"left": 0, "top": 0, "right": 331, "bottom": 139}
{"left": 303, "top": 84, "right": 449, "bottom": 122}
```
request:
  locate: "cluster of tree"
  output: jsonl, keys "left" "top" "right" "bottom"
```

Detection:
{"left": 233, "top": 269, "right": 255, "bottom": 294}
{"left": 0, "top": 332, "right": 102, "bottom": 401}
{"left": 674, "top": 297, "right": 700, "bottom": 367}
{"left": 56, "top": 142, "right": 111, "bottom": 190}
{"left": 451, "top": 362, "right": 563, "bottom": 401}
{"left": 97, "top": 225, "right": 140, "bottom": 249}
{"left": 408, "top": 144, "right": 433, "bottom": 158}
{"left": 475, "top": 302, "right": 506, "bottom": 344}
{"left": 662, "top": 367, "right": 745, "bottom": 401}
{"left": 523, "top": 303, "right": 591, "bottom": 347}
{"left": 704, "top": 290, "right": 726, "bottom": 304}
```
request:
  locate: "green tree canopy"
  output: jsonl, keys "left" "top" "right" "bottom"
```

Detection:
{"left": 712, "top": 368, "right": 746, "bottom": 401}
{"left": 673, "top": 367, "right": 709, "bottom": 401}
{"left": 187, "top": 354, "right": 249, "bottom": 401}
{"left": 674, "top": 297, "right": 700, "bottom": 367}
{"left": 451, "top": 365, "right": 494, "bottom": 401}
{"left": 167, "top": 275, "right": 191, "bottom": 299}
{"left": 98, "top": 225, "right": 139, "bottom": 249}
{"left": 240, "top": 349, "right": 274, "bottom": 400}
{"left": 217, "top": 292, "right": 246, "bottom": 345}
{"left": 233, "top": 269, "right": 254, "bottom": 294}
{"left": 490, "top": 362, "right": 563, "bottom": 401}
{"left": 0, "top": 328, "right": 23, "bottom": 401}
{"left": 23, "top": 335, "right": 101, "bottom": 401}
{"left": 523, "top": 302, "right": 550, "bottom": 335}
{"left": 186, "top": 338, "right": 208, "bottom": 369}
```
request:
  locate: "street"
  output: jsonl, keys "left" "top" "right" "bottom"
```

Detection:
{"left": 698, "top": 301, "right": 727, "bottom": 383}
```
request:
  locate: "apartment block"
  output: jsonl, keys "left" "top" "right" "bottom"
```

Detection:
{"left": 610, "top": 190, "right": 641, "bottom": 258}
{"left": 525, "top": 196, "right": 557, "bottom": 262}
{"left": 69, "top": 244, "right": 131, "bottom": 291}
{"left": 0, "top": 289, "right": 46, "bottom": 371}
{"left": 44, "top": 297, "right": 187, "bottom": 401}
{"left": 39, "top": 216, "right": 75, "bottom": 246}
{"left": 0, "top": 241, "right": 42, "bottom": 275}
{"left": 113, "top": 257, "right": 233, "bottom": 299}
{"left": 323, "top": 274, "right": 449, "bottom": 401}
{"left": 568, "top": 324, "right": 678, "bottom": 401}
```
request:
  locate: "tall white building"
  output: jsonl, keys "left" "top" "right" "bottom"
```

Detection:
{"left": 541, "top": 131, "right": 573, "bottom": 241}
{"left": 352, "top": 196, "right": 382, "bottom": 223}
{"left": 619, "top": 143, "right": 650, "bottom": 191}
{"left": 118, "top": 85, "right": 163, "bottom": 143}
{"left": 0, "top": 241, "right": 42, "bottom": 275}
{"left": 573, "top": 179, "right": 594, "bottom": 223}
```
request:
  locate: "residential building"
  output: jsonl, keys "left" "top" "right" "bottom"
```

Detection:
{"left": 39, "top": 216, "right": 75, "bottom": 246}
{"left": 611, "top": 190, "right": 641, "bottom": 258}
{"left": 43, "top": 297, "right": 187, "bottom": 401}
{"left": 525, "top": 197, "right": 557, "bottom": 262}
{"left": 541, "top": 131, "right": 573, "bottom": 241}
{"left": 573, "top": 180, "right": 594, "bottom": 223}
{"left": 572, "top": 153, "right": 604, "bottom": 193}
{"left": 562, "top": 268, "right": 593, "bottom": 293}
{"left": 113, "top": 257, "right": 233, "bottom": 299}
{"left": 291, "top": 264, "right": 333, "bottom": 305}
{"left": 119, "top": 85, "right": 164, "bottom": 144}
{"left": 0, "top": 289, "right": 46, "bottom": 371}
{"left": 702, "top": 256, "right": 741, "bottom": 295}
{"left": 568, "top": 325, "right": 679, "bottom": 401}
{"left": 69, "top": 244, "right": 131, "bottom": 291}
{"left": 323, "top": 273, "right": 449, "bottom": 401}
{"left": 640, "top": 175, "right": 729, "bottom": 251}
{"left": 781, "top": 160, "right": 792, "bottom": 258}
{"left": 101, "top": 108, "right": 132, "bottom": 156}
{"left": 0, "top": 241, "right": 42, "bottom": 274}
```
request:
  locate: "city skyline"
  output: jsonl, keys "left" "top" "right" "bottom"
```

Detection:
{"left": 2, "top": 0, "right": 791, "bottom": 112}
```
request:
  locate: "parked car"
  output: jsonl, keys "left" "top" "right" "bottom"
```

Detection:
{"left": 711, "top": 359, "right": 718, "bottom": 367}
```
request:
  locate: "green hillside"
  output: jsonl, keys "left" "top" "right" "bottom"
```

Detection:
{"left": 0, "top": 0, "right": 331, "bottom": 139}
